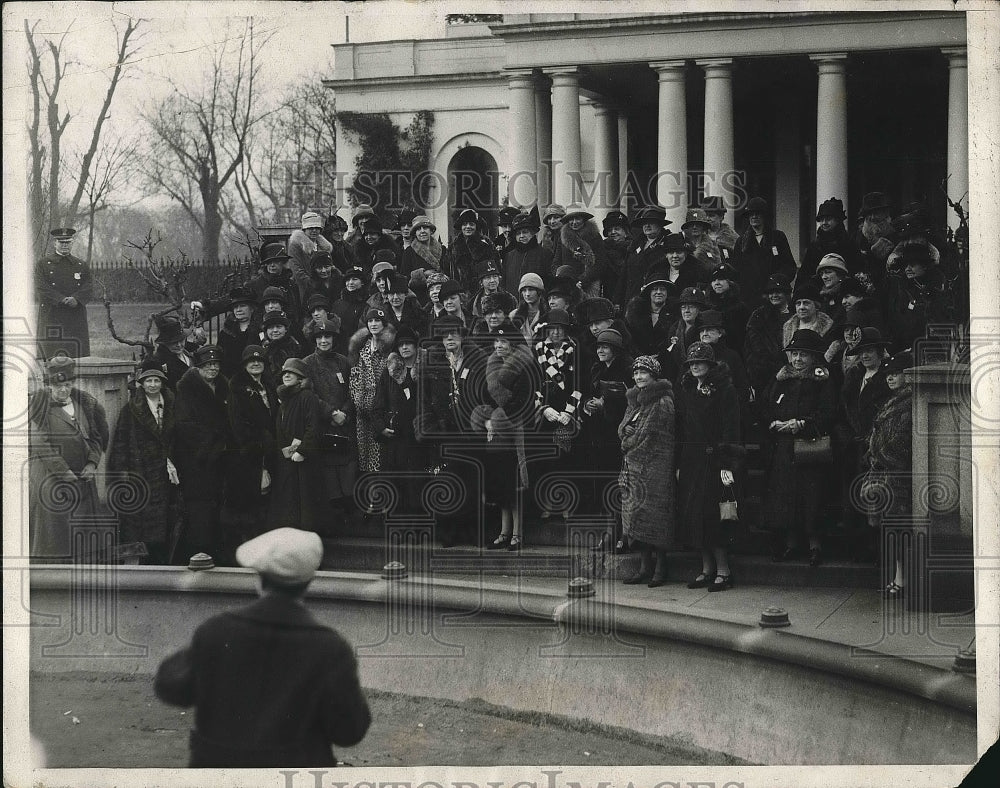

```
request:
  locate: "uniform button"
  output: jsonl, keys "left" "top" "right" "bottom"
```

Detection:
{"left": 705, "top": 446, "right": 714, "bottom": 455}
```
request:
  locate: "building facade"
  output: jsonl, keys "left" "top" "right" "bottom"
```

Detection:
{"left": 327, "top": 11, "right": 967, "bottom": 255}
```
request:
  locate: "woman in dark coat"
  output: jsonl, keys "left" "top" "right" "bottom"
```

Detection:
{"left": 223, "top": 345, "right": 278, "bottom": 543}
{"left": 502, "top": 214, "right": 550, "bottom": 297}
{"left": 216, "top": 287, "right": 262, "bottom": 380}
{"left": 675, "top": 343, "right": 744, "bottom": 591}
{"left": 351, "top": 217, "right": 398, "bottom": 280}
{"left": 581, "top": 328, "right": 634, "bottom": 552}
{"left": 474, "top": 320, "right": 541, "bottom": 551}
{"left": 266, "top": 358, "right": 325, "bottom": 533}
{"left": 173, "top": 345, "right": 232, "bottom": 563}
{"left": 446, "top": 209, "right": 496, "bottom": 294}
{"left": 261, "top": 311, "right": 303, "bottom": 387}
{"left": 800, "top": 198, "right": 862, "bottom": 282}
{"left": 625, "top": 267, "right": 678, "bottom": 374}
{"left": 373, "top": 329, "right": 430, "bottom": 516}
{"left": 732, "top": 197, "right": 796, "bottom": 305}
{"left": 744, "top": 274, "right": 793, "bottom": 398}
{"left": 29, "top": 356, "right": 109, "bottom": 560}
{"left": 302, "top": 317, "right": 357, "bottom": 523}
{"left": 883, "top": 238, "right": 953, "bottom": 353}
{"left": 612, "top": 206, "right": 671, "bottom": 310}
{"left": 331, "top": 266, "right": 370, "bottom": 352}
{"left": 108, "top": 366, "right": 182, "bottom": 564}
{"left": 552, "top": 206, "right": 610, "bottom": 298}
{"left": 863, "top": 350, "right": 914, "bottom": 598}
{"left": 762, "top": 329, "right": 836, "bottom": 567}
{"left": 618, "top": 355, "right": 676, "bottom": 587}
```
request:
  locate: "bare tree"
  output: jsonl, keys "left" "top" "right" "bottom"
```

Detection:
{"left": 77, "top": 134, "right": 139, "bottom": 263}
{"left": 25, "top": 17, "right": 142, "bottom": 258}
{"left": 143, "top": 18, "right": 272, "bottom": 260}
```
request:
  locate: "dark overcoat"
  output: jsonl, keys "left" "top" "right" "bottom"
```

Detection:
{"left": 154, "top": 593, "right": 371, "bottom": 768}
{"left": 841, "top": 364, "right": 892, "bottom": 440}
{"left": 800, "top": 225, "right": 863, "bottom": 281}
{"left": 612, "top": 233, "right": 670, "bottom": 309}
{"left": 732, "top": 228, "right": 796, "bottom": 305}
{"left": 331, "top": 288, "right": 369, "bottom": 352}
{"left": 446, "top": 233, "right": 496, "bottom": 294}
{"left": 675, "top": 363, "right": 744, "bottom": 548}
{"left": 218, "top": 317, "right": 262, "bottom": 380}
{"left": 580, "top": 353, "right": 634, "bottom": 476}
{"left": 707, "top": 281, "right": 751, "bottom": 353}
{"left": 108, "top": 388, "right": 182, "bottom": 550}
{"left": 883, "top": 267, "right": 953, "bottom": 352}
{"left": 28, "top": 387, "right": 108, "bottom": 558}
{"left": 148, "top": 343, "right": 197, "bottom": 391}
{"left": 502, "top": 239, "right": 551, "bottom": 296}
{"left": 866, "top": 388, "right": 913, "bottom": 520}
{"left": 618, "top": 378, "right": 676, "bottom": 549}
{"left": 224, "top": 369, "right": 278, "bottom": 513}
{"left": 35, "top": 252, "right": 92, "bottom": 358}
{"left": 625, "top": 296, "right": 678, "bottom": 361}
{"left": 173, "top": 367, "right": 231, "bottom": 504}
{"left": 267, "top": 380, "right": 325, "bottom": 532}
{"left": 743, "top": 303, "right": 792, "bottom": 394}
{"left": 303, "top": 348, "right": 356, "bottom": 460}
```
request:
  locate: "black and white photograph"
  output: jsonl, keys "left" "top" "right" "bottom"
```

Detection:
{"left": 3, "top": 2, "right": 999, "bottom": 787}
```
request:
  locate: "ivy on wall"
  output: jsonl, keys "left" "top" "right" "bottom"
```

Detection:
{"left": 337, "top": 110, "right": 435, "bottom": 213}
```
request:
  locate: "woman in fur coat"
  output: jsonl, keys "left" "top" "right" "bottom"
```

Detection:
{"left": 373, "top": 330, "right": 429, "bottom": 516}
{"left": 472, "top": 321, "right": 541, "bottom": 550}
{"left": 762, "top": 329, "right": 836, "bottom": 568}
{"left": 108, "top": 366, "right": 181, "bottom": 564}
{"left": 348, "top": 308, "right": 397, "bottom": 473}
{"left": 618, "top": 355, "right": 676, "bottom": 587}
{"left": 223, "top": 346, "right": 278, "bottom": 543}
{"left": 782, "top": 282, "right": 835, "bottom": 357}
{"left": 446, "top": 209, "right": 496, "bottom": 294}
{"left": 675, "top": 343, "right": 744, "bottom": 592}
{"left": 863, "top": 350, "right": 914, "bottom": 598}
{"left": 302, "top": 317, "right": 357, "bottom": 518}
{"left": 266, "top": 358, "right": 325, "bottom": 533}
{"left": 502, "top": 214, "right": 550, "bottom": 297}
{"left": 401, "top": 215, "right": 446, "bottom": 294}
{"left": 331, "top": 267, "right": 370, "bottom": 353}
{"left": 552, "top": 206, "right": 610, "bottom": 298}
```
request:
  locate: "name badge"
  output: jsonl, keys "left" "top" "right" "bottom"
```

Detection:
{"left": 771, "top": 246, "right": 779, "bottom": 256}
{"left": 403, "top": 388, "right": 412, "bottom": 400}
{"left": 722, "top": 249, "right": 730, "bottom": 259}
{"left": 907, "top": 301, "right": 916, "bottom": 311}
{"left": 336, "top": 372, "right": 345, "bottom": 383}
{"left": 74, "top": 272, "right": 82, "bottom": 280}
{"left": 777, "top": 393, "right": 785, "bottom": 404}
{"left": 460, "top": 368, "right": 469, "bottom": 380}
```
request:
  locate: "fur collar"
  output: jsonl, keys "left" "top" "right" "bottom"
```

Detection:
{"left": 177, "top": 365, "right": 230, "bottom": 404}
{"left": 348, "top": 324, "right": 397, "bottom": 364}
{"left": 626, "top": 377, "right": 674, "bottom": 407}
{"left": 782, "top": 311, "right": 834, "bottom": 347}
{"left": 560, "top": 220, "right": 603, "bottom": 253}
{"left": 410, "top": 236, "right": 444, "bottom": 267}
{"left": 277, "top": 377, "right": 313, "bottom": 401}
{"left": 776, "top": 363, "right": 830, "bottom": 382}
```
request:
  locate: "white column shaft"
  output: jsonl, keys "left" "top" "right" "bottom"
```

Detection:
{"left": 593, "top": 103, "right": 620, "bottom": 217}
{"left": 535, "top": 78, "right": 553, "bottom": 209}
{"left": 507, "top": 71, "right": 538, "bottom": 207}
{"left": 651, "top": 61, "right": 688, "bottom": 225}
{"left": 813, "top": 54, "right": 849, "bottom": 216}
{"left": 547, "top": 68, "right": 582, "bottom": 205}
{"left": 944, "top": 48, "right": 969, "bottom": 231}
{"left": 699, "top": 58, "right": 734, "bottom": 226}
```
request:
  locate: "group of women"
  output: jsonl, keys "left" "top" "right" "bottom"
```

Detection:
{"left": 55, "top": 194, "right": 960, "bottom": 600}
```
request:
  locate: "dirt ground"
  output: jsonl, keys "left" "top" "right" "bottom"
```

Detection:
{"left": 30, "top": 671, "right": 744, "bottom": 767}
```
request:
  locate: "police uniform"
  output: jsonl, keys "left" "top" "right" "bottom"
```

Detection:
{"left": 35, "top": 228, "right": 92, "bottom": 358}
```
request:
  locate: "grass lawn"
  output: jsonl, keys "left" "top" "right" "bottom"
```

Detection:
{"left": 87, "top": 303, "right": 170, "bottom": 361}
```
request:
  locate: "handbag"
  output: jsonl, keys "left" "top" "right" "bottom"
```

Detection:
{"left": 719, "top": 481, "right": 738, "bottom": 521}
{"left": 793, "top": 434, "right": 833, "bottom": 465}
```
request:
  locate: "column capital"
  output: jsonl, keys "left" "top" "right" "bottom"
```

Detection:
{"left": 810, "top": 52, "right": 848, "bottom": 72}
{"left": 590, "top": 100, "right": 620, "bottom": 117}
{"left": 695, "top": 57, "right": 734, "bottom": 75}
{"left": 505, "top": 69, "right": 537, "bottom": 89}
{"left": 542, "top": 66, "right": 580, "bottom": 84}
{"left": 942, "top": 46, "right": 967, "bottom": 66}
{"left": 649, "top": 60, "right": 686, "bottom": 79}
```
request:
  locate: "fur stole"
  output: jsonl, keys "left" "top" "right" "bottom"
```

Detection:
{"left": 410, "top": 236, "right": 444, "bottom": 269}
{"left": 486, "top": 345, "right": 534, "bottom": 408}
{"left": 348, "top": 324, "right": 397, "bottom": 366}
{"left": 626, "top": 377, "right": 674, "bottom": 408}
{"left": 287, "top": 228, "right": 332, "bottom": 263}
{"left": 782, "top": 311, "right": 834, "bottom": 347}
{"left": 277, "top": 377, "right": 313, "bottom": 402}
{"left": 386, "top": 352, "right": 408, "bottom": 385}
{"left": 775, "top": 363, "right": 830, "bottom": 382}
{"left": 177, "top": 365, "right": 230, "bottom": 407}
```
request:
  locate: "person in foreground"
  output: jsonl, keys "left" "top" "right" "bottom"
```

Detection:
{"left": 154, "top": 528, "right": 371, "bottom": 767}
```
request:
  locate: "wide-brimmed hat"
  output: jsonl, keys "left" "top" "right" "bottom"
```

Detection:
{"left": 745, "top": 197, "right": 769, "bottom": 214}
{"left": 542, "top": 308, "right": 573, "bottom": 328}
{"left": 542, "top": 203, "right": 566, "bottom": 222}
{"left": 281, "top": 357, "right": 309, "bottom": 378}
{"left": 892, "top": 211, "right": 930, "bottom": 240}
{"left": 677, "top": 286, "right": 710, "bottom": 308}
{"left": 548, "top": 276, "right": 578, "bottom": 300}
{"left": 697, "top": 310, "right": 726, "bottom": 330}
{"left": 631, "top": 206, "right": 670, "bottom": 228}
{"left": 816, "top": 253, "right": 849, "bottom": 276}
{"left": 50, "top": 227, "right": 77, "bottom": 239}
{"left": 261, "top": 286, "right": 288, "bottom": 306}
{"left": 327, "top": 214, "right": 349, "bottom": 231}
{"left": 410, "top": 215, "right": 436, "bottom": 233}
{"left": 45, "top": 355, "right": 76, "bottom": 383}
{"left": 640, "top": 265, "right": 675, "bottom": 293}
{"left": 563, "top": 204, "right": 594, "bottom": 223}
{"left": 235, "top": 527, "right": 323, "bottom": 586}
{"left": 602, "top": 210, "right": 630, "bottom": 232}
{"left": 433, "top": 314, "right": 467, "bottom": 336}
{"left": 595, "top": 328, "right": 625, "bottom": 349}
{"left": 395, "top": 326, "right": 420, "bottom": 347}
{"left": 242, "top": 345, "right": 266, "bottom": 363}
{"left": 763, "top": 274, "right": 793, "bottom": 294}
{"left": 884, "top": 350, "right": 914, "bottom": 375}
{"left": 681, "top": 208, "right": 712, "bottom": 230}
{"left": 701, "top": 195, "right": 727, "bottom": 215}
{"left": 858, "top": 191, "right": 891, "bottom": 218}
{"left": 306, "top": 293, "right": 331, "bottom": 311}
{"left": 633, "top": 355, "right": 661, "bottom": 376}
{"left": 194, "top": 344, "right": 223, "bottom": 366}
{"left": 662, "top": 233, "right": 692, "bottom": 252}
{"left": 352, "top": 203, "right": 376, "bottom": 227}
{"left": 301, "top": 211, "right": 323, "bottom": 229}
{"left": 512, "top": 213, "right": 538, "bottom": 232}
{"left": 362, "top": 217, "right": 384, "bottom": 235}
{"left": 897, "top": 240, "right": 937, "bottom": 268}
{"left": 685, "top": 341, "right": 717, "bottom": 366}
{"left": 845, "top": 327, "right": 891, "bottom": 355}
{"left": 518, "top": 272, "right": 545, "bottom": 292}
{"left": 792, "top": 281, "right": 822, "bottom": 305}
{"left": 312, "top": 316, "right": 342, "bottom": 336}
{"left": 228, "top": 285, "right": 256, "bottom": 306}
{"left": 840, "top": 276, "right": 867, "bottom": 298}
{"left": 260, "top": 242, "right": 290, "bottom": 265}
{"left": 577, "top": 297, "right": 615, "bottom": 324}
{"left": 154, "top": 315, "right": 188, "bottom": 345}
{"left": 262, "top": 311, "right": 290, "bottom": 328}
{"left": 425, "top": 270, "right": 450, "bottom": 286}
{"left": 815, "top": 198, "right": 847, "bottom": 222}
{"left": 136, "top": 365, "right": 167, "bottom": 383}
{"left": 438, "top": 279, "right": 464, "bottom": 301}
{"left": 783, "top": 329, "right": 827, "bottom": 355}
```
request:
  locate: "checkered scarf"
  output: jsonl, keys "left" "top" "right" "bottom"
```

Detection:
{"left": 534, "top": 339, "right": 573, "bottom": 390}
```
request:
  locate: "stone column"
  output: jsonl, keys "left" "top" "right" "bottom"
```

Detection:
{"left": 943, "top": 47, "right": 969, "bottom": 231}
{"left": 617, "top": 111, "right": 629, "bottom": 212}
{"left": 544, "top": 67, "right": 582, "bottom": 205}
{"left": 534, "top": 76, "right": 553, "bottom": 209}
{"left": 811, "top": 53, "right": 849, "bottom": 216}
{"left": 507, "top": 70, "right": 538, "bottom": 208}
{"left": 698, "top": 58, "right": 735, "bottom": 227}
{"left": 650, "top": 60, "right": 688, "bottom": 225}
{"left": 592, "top": 102, "right": 620, "bottom": 217}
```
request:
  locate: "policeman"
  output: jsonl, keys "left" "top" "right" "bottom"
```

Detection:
{"left": 35, "top": 227, "right": 93, "bottom": 359}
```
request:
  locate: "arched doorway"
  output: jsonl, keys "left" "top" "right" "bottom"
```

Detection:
{"left": 447, "top": 145, "right": 500, "bottom": 242}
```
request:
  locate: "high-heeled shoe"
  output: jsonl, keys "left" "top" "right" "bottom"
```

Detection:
{"left": 507, "top": 535, "right": 522, "bottom": 552}
{"left": 707, "top": 573, "right": 733, "bottom": 592}
{"left": 884, "top": 580, "right": 905, "bottom": 598}
{"left": 486, "top": 534, "right": 510, "bottom": 550}
{"left": 647, "top": 551, "right": 668, "bottom": 588}
{"left": 687, "top": 572, "right": 715, "bottom": 589}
